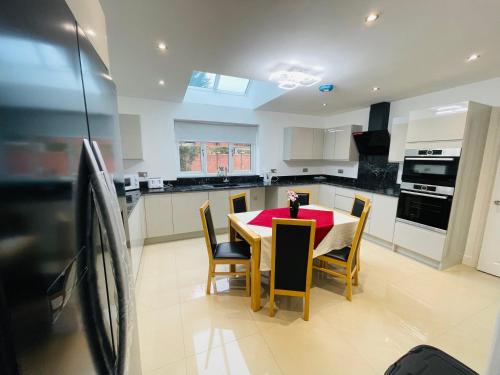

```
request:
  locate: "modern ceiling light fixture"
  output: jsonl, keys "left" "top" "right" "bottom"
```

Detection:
{"left": 158, "top": 79, "right": 165, "bottom": 86}
{"left": 269, "top": 65, "right": 322, "bottom": 90}
{"left": 372, "top": 86, "right": 380, "bottom": 92}
{"left": 466, "top": 53, "right": 480, "bottom": 62}
{"left": 157, "top": 41, "right": 167, "bottom": 51}
{"left": 365, "top": 12, "right": 380, "bottom": 23}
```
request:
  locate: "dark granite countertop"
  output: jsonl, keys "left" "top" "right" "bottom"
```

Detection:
{"left": 126, "top": 174, "right": 399, "bottom": 215}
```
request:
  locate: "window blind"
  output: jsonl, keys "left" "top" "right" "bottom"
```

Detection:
{"left": 174, "top": 120, "right": 258, "bottom": 144}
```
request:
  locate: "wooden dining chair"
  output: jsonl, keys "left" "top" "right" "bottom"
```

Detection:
{"left": 351, "top": 194, "right": 370, "bottom": 218}
{"left": 288, "top": 189, "right": 312, "bottom": 206}
{"left": 313, "top": 199, "right": 371, "bottom": 301}
{"left": 269, "top": 218, "right": 316, "bottom": 321}
{"left": 229, "top": 192, "right": 248, "bottom": 214}
{"left": 199, "top": 201, "right": 251, "bottom": 295}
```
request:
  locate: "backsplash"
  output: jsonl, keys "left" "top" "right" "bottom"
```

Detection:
{"left": 356, "top": 154, "right": 399, "bottom": 190}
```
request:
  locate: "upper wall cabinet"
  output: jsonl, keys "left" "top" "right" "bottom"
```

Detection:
{"left": 119, "top": 114, "right": 143, "bottom": 160}
{"left": 406, "top": 102, "right": 469, "bottom": 144}
{"left": 283, "top": 127, "right": 324, "bottom": 160}
{"left": 323, "top": 125, "right": 362, "bottom": 161}
{"left": 388, "top": 121, "right": 408, "bottom": 162}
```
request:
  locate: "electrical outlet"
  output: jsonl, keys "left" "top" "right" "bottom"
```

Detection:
{"left": 138, "top": 171, "right": 148, "bottom": 178}
{"left": 338, "top": 169, "right": 343, "bottom": 174}
{"left": 302, "top": 168, "right": 308, "bottom": 172}
{"left": 270, "top": 168, "right": 277, "bottom": 173}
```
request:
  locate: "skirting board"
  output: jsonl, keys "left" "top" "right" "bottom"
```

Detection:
{"left": 363, "top": 233, "right": 394, "bottom": 250}
{"left": 144, "top": 228, "right": 228, "bottom": 245}
{"left": 394, "top": 245, "right": 441, "bottom": 269}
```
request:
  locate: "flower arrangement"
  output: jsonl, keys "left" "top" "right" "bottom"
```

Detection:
{"left": 287, "top": 190, "right": 299, "bottom": 202}
{"left": 287, "top": 190, "right": 300, "bottom": 218}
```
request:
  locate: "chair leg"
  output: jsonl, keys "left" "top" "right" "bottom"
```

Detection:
{"left": 346, "top": 272, "right": 353, "bottom": 301}
{"left": 245, "top": 264, "right": 250, "bottom": 296}
{"left": 354, "top": 268, "right": 359, "bottom": 286}
{"left": 304, "top": 292, "right": 310, "bottom": 321}
{"left": 206, "top": 264, "right": 213, "bottom": 295}
{"left": 269, "top": 291, "right": 275, "bottom": 317}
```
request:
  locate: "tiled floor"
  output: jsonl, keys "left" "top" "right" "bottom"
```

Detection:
{"left": 135, "top": 236, "right": 500, "bottom": 374}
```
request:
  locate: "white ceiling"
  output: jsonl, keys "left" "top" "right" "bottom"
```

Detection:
{"left": 100, "top": 0, "right": 500, "bottom": 116}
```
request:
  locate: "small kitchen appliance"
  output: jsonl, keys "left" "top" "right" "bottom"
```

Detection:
{"left": 147, "top": 177, "right": 163, "bottom": 189}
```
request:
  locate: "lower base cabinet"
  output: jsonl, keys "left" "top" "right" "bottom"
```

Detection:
{"left": 172, "top": 191, "right": 209, "bottom": 234}
{"left": 128, "top": 197, "right": 146, "bottom": 282}
{"left": 369, "top": 194, "right": 398, "bottom": 242}
{"left": 144, "top": 193, "right": 174, "bottom": 238}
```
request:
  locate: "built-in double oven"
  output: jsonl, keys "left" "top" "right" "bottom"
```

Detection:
{"left": 396, "top": 148, "right": 461, "bottom": 233}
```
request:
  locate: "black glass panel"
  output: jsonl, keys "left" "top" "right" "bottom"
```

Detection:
{"left": 397, "top": 192, "right": 453, "bottom": 230}
{"left": 402, "top": 158, "right": 460, "bottom": 187}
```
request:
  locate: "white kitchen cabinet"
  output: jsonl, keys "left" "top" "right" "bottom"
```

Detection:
{"left": 144, "top": 193, "right": 174, "bottom": 238}
{"left": 388, "top": 122, "right": 408, "bottom": 162}
{"left": 128, "top": 197, "right": 145, "bottom": 282}
{"left": 318, "top": 184, "right": 335, "bottom": 208}
{"left": 334, "top": 194, "right": 354, "bottom": 213}
{"left": 171, "top": 191, "right": 209, "bottom": 234}
{"left": 119, "top": 114, "right": 143, "bottom": 159}
{"left": 369, "top": 194, "right": 398, "bottom": 242}
{"left": 283, "top": 127, "right": 324, "bottom": 160}
{"left": 323, "top": 125, "right": 362, "bottom": 161}
{"left": 208, "top": 190, "right": 229, "bottom": 229}
{"left": 394, "top": 221, "right": 446, "bottom": 262}
{"left": 406, "top": 104, "right": 468, "bottom": 143}
{"left": 265, "top": 184, "right": 319, "bottom": 208}
{"left": 249, "top": 187, "right": 266, "bottom": 210}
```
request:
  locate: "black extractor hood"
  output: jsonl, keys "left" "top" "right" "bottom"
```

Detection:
{"left": 353, "top": 102, "right": 391, "bottom": 155}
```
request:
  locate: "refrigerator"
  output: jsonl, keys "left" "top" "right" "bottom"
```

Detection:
{"left": 0, "top": 0, "right": 142, "bottom": 374}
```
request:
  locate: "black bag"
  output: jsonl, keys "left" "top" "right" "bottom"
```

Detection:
{"left": 385, "top": 345, "right": 479, "bottom": 375}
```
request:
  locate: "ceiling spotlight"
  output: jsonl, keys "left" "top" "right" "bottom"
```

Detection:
{"left": 157, "top": 42, "right": 167, "bottom": 51}
{"left": 372, "top": 86, "right": 380, "bottom": 92}
{"left": 158, "top": 80, "right": 165, "bottom": 86}
{"left": 86, "top": 28, "right": 96, "bottom": 37}
{"left": 322, "top": 103, "right": 327, "bottom": 107}
{"left": 365, "top": 12, "right": 380, "bottom": 23}
{"left": 466, "top": 53, "right": 480, "bottom": 62}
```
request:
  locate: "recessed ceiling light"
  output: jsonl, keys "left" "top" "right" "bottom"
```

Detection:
{"left": 365, "top": 12, "right": 380, "bottom": 23}
{"left": 157, "top": 42, "right": 167, "bottom": 51}
{"left": 158, "top": 80, "right": 165, "bottom": 86}
{"left": 86, "top": 28, "right": 96, "bottom": 37}
{"left": 322, "top": 103, "right": 327, "bottom": 107}
{"left": 372, "top": 86, "right": 380, "bottom": 92}
{"left": 466, "top": 53, "right": 480, "bottom": 62}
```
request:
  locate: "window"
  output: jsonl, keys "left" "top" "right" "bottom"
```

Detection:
{"left": 188, "top": 70, "right": 250, "bottom": 95}
{"left": 178, "top": 141, "right": 202, "bottom": 173}
{"left": 177, "top": 142, "right": 253, "bottom": 176}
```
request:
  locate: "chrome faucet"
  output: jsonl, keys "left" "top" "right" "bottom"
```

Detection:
{"left": 222, "top": 166, "right": 229, "bottom": 183}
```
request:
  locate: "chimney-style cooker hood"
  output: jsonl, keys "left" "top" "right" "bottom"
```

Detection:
{"left": 352, "top": 102, "right": 391, "bottom": 155}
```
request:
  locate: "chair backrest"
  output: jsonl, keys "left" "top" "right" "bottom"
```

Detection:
{"left": 347, "top": 200, "right": 371, "bottom": 269}
{"left": 289, "top": 189, "right": 311, "bottom": 206}
{"left": 271, "top": 218, "right": 316, "bottom": 292}
{"left": 229, "top": 192, "right": 248, "bottom": 214}
{"left": 351, "top": 194, "right": 369, "bottom": 217}
{"left": 199, "top": 201, "right": 217, "bottom": 259}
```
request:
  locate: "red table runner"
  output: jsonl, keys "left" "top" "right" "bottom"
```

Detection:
{"left": 247, "top": 207, "right": 334, "bottom": 247}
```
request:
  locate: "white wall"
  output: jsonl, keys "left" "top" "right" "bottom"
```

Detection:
{"left": 322, "top": 77, "right": 500, "bottom": 177}
{"left": 118, "top": 97, "right": 326, "bottom": 180}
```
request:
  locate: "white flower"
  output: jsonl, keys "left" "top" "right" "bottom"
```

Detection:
{"left": 287, "top": 190, "right": 298, "bottom": 202}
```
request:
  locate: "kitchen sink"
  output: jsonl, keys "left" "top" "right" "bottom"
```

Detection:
{"left": 210, "top": 183, "right": 240, "bottom": 188}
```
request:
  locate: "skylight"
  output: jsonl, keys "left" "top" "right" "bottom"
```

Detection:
{"left": 189, "top": 70, "right": 250, "bottom": 95}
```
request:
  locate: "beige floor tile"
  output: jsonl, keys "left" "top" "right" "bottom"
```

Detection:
{"left": 145, "top": 359, "right": 187, "bottom": 375}
{"left": 180, "top": 295, "right": 259, "bottom": 356}
{"left": 185, "top": 334, "right": 282, "bottom": 375}
{"left": 138, "top": 305, "right": 186, "bottom": 372}
{"left": 136, "top": 237, "right": 500, "bottom": 374}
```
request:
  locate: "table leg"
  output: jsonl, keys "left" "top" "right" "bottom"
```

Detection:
{"left": 251, "top": 239, "right": 262, "bottom": 311}
{"left": 229, "top": 220, "right": 237, "bottom": 273}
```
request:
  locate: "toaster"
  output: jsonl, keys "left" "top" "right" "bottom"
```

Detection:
{"left": 147, "top": 177, "right": 163, "bottom": 189}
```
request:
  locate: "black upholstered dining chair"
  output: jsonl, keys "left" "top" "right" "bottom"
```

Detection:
{"left": 229, "top": 192, "right": 248, "bottom": 214}
{"left": 269, "top": 218, "right": 316, "bottom": 321}
{"left": 199, "top": 201, "right": 250, "bottom": 295}
{"left": 351, "top": 194, "right": 370, "bottom": 217}
{"left": 288, "top": 189, "right": 312, "bottom": 206}
{"left": 314, "top": 199, "right": 371, "bottom": 301}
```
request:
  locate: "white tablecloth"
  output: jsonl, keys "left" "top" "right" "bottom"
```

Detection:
{"left": 232, "top": 204, "right": 359, "bottom": 271}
